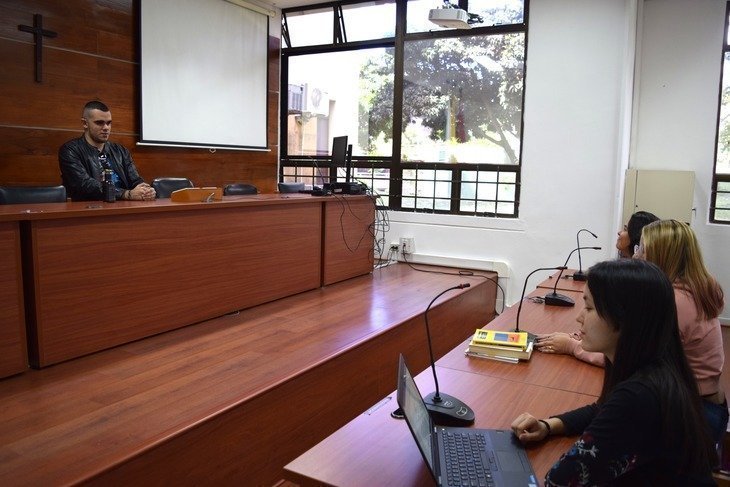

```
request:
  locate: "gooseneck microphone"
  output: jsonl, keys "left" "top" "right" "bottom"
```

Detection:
{"left": 422, "top": 283, "right": 475, "bottom": 426}
{"left": 544, "top": 246, "right": 601, "bottom": 307}
{"left": 573, "top": 229, "right": 598, "bottom": 281}
{"left": 515, "top": 267, "right": 567, "bottom": 341}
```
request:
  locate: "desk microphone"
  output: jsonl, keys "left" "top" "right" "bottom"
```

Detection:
{"left": 573, "top": 229, "right": 598, "bottom": 281}
{"left": 515, "top": 267, "right": 567, "bottom": 341}
{"left": 422, "top": 283, "right": 475, "bottom": 427}
{"left": 544, "top": 246, "right": 601, "bottom": 307}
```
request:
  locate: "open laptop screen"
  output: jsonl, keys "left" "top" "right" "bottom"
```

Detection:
{"left": 397, "top": 355, "right": 436, "bottom": 473}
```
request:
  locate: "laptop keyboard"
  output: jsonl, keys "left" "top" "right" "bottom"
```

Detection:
{"left": 443, "top": 431, "right": 495, "bottom": 487}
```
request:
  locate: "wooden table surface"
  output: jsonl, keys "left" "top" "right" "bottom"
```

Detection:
{"left": 535, "top": 268, "right": 587, "bottom": 293}
{"left": 284, "top": 367, "right": 598, "bottom": 486}
{"left": 284, "top": 286, "right": 605, "bottom": 486}
{"left": 438, "top": 288, "right": 602, "bottom": 397}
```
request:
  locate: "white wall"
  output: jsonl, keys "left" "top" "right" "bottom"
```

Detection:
{"left": 632, "top": 0, "right": 729, "bottom": 322}
{"left": 386, "top": 0, "right": 637, "bottom": 312}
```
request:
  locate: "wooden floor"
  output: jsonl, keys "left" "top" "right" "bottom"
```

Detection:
{"left": 0, "top": 263, "right": 496, "bottom": 486}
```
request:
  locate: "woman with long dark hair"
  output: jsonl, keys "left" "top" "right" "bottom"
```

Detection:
{"left": 512, "top": 259, "right": 715, "bottom": 485}
{"left": 616, "top": 210, "right": 659, "bottom": 258}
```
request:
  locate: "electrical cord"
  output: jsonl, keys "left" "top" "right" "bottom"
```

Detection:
{"left": 283, "top": 157, "right": 390, "bottom": 271}
{"left": 400, "top": 252, "right": 506, "bottom": 314}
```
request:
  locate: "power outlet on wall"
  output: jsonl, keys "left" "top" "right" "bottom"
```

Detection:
{"left": 400, "top": 237, "right": 415, "bottom": 254}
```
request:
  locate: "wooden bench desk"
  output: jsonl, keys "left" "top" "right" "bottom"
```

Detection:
{"left": 0, "top": 263, "right": 496, "bottom": 486}
{"left": 536, "top": 268, "right": 587, "bottom": 293}
{"left": 0, "top": 194, "right": 374, "bottom": 368}
{"left": 0, "top": 221, "right": 26, "bottom": 377}
{"left": 284, "top": 367, "right": 598, "bottom": 486}
{"left": 438, "top": 288, "right": 603, "bottom": 396}
{"left": 284, "top": 285, "right": 603, "bottom": 486}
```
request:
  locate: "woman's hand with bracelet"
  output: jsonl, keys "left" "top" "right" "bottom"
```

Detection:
{"left": 511, "top": 412, "right": 552, "bottom": 443}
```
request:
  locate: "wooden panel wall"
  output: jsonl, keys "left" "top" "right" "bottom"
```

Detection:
{"left": 0, "top": 0, "right": 280, "bottom": 193}
{"left": 0, "top": 222, "right": 27, "bottom": 377}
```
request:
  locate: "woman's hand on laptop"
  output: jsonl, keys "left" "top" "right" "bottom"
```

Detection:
{"left": 511, "top": 413, "right": 550, "bottom": 443}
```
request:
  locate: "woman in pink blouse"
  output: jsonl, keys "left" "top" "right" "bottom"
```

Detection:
{"left": 638, "top": 220, "right": 726, "bottom": 444}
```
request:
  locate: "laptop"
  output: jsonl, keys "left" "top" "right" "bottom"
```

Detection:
{"left": 397, "top": 354, "right": 538, "bottom": 487}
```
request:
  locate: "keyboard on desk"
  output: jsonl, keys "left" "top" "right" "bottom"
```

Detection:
{"left": 442, "top": 430, "right": 495, "bottom": 487}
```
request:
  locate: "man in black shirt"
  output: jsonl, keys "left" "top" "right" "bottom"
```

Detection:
{"left": 59, "top": 101, "right": 156, "bottom": 201}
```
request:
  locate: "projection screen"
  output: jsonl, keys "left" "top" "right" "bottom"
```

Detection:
{"left": 140, "top": 0, "right": 268, "bottom": 150}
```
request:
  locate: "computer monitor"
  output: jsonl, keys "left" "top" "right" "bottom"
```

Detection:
{"left": 345, "top": 144, "right": 353, "bottom": 183}
{"left": 331, "top": 136, "right": 348, "bottom": 181}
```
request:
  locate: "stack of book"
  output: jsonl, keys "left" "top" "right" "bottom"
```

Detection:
{"left": 465, "top": 329, "right": 533, "bottom": 364}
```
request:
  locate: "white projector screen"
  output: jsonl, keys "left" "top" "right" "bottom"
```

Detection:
{"left": 140, "top": 0, "right": 268, "bottom": 150}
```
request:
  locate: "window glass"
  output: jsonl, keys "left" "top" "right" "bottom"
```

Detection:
{"left": 713, "top": 49, "right": 730, "bottom": 222}
{"left": 401, "top": 168, "right": 453, "bottom": 210}
{"left": 407, "top": 0, "right": 450, "bottom": 34}
{"left": 716, "top": 52, "right": 730, "bottom": 177}
{"left": 282, "top": 0, "right": 526, "bottom": 218}
{"left": 343, "top": 1, "right": 396, "bottom": 41}
{"left": 459, "top": 168, "right": 517, "bottom": 216}
{"left": 371, "top": 168, "right": 392, "bottom": 205}
{"left": 287, "top": 48, "right": 395, "bottom": 157}
{"left": 716, "top": 181, "right": 730, "bottom": 221}
{"left": 285, "top": 8, "right": 334, "bottom": 47}
{"left": 336, "top": 166, "right": 392, "bottom": 204}
{"left": 282, "top": 165, "right": 330, "bottom": 188}
{"left": 400, "top": 33, "right": 524, "bottom": 164}
{"left": 468, "top": 0, "right": 524, "bottom": 25}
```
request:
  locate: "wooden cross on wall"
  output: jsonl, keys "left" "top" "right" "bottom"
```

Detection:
{"left": 18, "top": 14, "right": 58, "bottom": 83}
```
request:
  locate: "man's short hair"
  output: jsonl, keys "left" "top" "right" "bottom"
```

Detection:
{"left": 83, "top": 100, "right": 110, "bottom": 117}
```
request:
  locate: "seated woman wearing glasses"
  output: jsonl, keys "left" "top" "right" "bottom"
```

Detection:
{"left": 536, "top": 211, "right": 658, "bottom": 364}
{"left": 512, "top": 259, "right": 716, "bottom": 486}
{"left": 635, "top": 219, "right": 726, "bottom": 445}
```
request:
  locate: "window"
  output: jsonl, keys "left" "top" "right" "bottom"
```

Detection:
{"left": 712, "top": 2, "right": 730, "bottom": 222}
{"left": 283, "top": 7, "right": 335, "bottom": 46}
{"left": 281, "top": 0, "right": 527, "bottom": 218}
{"left": 400, "top": 33, "right": 524, "bottom": 166}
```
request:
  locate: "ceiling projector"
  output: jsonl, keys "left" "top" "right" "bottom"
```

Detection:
{"left": 428, "top": 7, "right": 471, "bottom": 29}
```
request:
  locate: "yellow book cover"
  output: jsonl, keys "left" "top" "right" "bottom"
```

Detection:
{"left": 471, "top": 329, "right": 528, "bottom": 349}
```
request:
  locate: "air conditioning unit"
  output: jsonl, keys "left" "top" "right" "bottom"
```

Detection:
{"left": 302, "top": 83, "right": 330, "bottom": 117}
{"left": 288, "top": 84, "right": 304, "bottom": 113}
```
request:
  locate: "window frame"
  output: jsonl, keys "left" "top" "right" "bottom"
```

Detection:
{"left": 711, "top": 1, "right": 730, "bottom": 224}
{"left": 280, "top": 0, "right": 529, "bottom": 218}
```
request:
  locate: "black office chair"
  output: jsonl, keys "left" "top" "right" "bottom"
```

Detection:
{"left": 0, "top": 185, "right": 67, "bottom": 204}
{"left": 278, "top": 182, "right": 305, "bottom": 193}
{"left": 223, "top": 183, "right": 258, "bottom": 195}
{"left": 151, "top": 177, "right": 194, "bottom": 198}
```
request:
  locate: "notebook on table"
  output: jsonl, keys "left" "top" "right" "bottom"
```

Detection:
{"left": 396, "top": 354, "right": 538, "bottom": 487}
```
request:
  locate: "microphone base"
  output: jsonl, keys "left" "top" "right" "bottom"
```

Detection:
{"left": 572, "top": 271, "right": 587, "bottom": 282}
{"left": 424, "top": 392, "right": 475, "bottom": 426}
{"left": 544, "top": 292, "right": 575, "bottom": 307}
